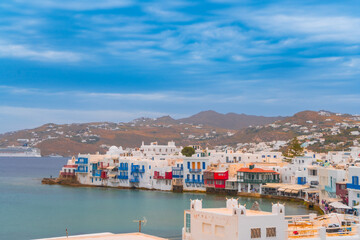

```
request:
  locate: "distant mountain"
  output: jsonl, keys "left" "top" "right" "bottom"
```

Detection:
{"left": 216, "top": 110, "right": 360, "bottom": 151}
{"left": 0, "top": 110, "right": 358, "bottom": 156}
{"left": 178, "top": 110, "right": 284, "bottom": 130}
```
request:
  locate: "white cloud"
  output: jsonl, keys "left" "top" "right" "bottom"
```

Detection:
{"left": 0, "top": 41, "right": 83, "bottom": 62}
{"left": 14, "top": 0, "right": 133, "bottom": 11}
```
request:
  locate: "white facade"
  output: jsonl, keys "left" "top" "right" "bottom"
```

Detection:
{"left": 182, "top": 199, "right": 287, "bottom": 240}
{"left": 348, "top": 166, "right": 360, "bottom": 207}
{"left": 140, "top": 141, "right": 182, "bottom": 156}
{"left": 183, "top": 157, "right": 209, "bottom": 191}
{"left": 280, "top": 156, "right": 318, "bottom": 185}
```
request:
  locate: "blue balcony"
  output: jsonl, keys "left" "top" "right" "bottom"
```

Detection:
{"left": 119, "top": 165, "right": 128, "bottom": 171}
{"left": 189, "top": 169, "right": 201, "bottom": 173}
{"left": 118, "top": 175, "right": 129, "bottom": 180}
{"left": 325, "top": 185, "right": 336, "bottom": 193}
{"left": 131, "top": 165, "right": 145, "bottom": 174}
{"left": 185, "top": 179, "right": 193, "bottom": 184}
{"left": 347, "top": 183, "right": 360, "bottom": 190}
{"left": 130, "top": 177, "right": 139, "bottom": 183}
{"left": 172, "top": 167, "right": 183, "bottom": 178}
{"left": 185, "top": 179, "right": 204, "bottom": 185}
{"left": 75, "top": 157, "right": 88, "bottom": 165}
{"left": 76, "top": 166, "right": 88, "bottom": 173}
{"left": 92, "top": 170, "right": 101, "bottom": 177}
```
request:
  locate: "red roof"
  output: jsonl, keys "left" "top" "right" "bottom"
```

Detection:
{"left": 237, "top": 168, "right": 279, "bottom": 174}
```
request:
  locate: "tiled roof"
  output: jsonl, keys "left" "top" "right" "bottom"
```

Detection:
{"left": 237, "top": 168, "right": 279, "bottom": 174}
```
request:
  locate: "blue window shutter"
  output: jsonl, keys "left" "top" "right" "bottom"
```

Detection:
{"left": 187, "top": 162, "right": 190, "bottom": 169}
{"left": 202, "top": 162, "right": 205, "bottom": 169}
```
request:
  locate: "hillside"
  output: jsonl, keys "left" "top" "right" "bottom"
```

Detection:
{"left": 178, "top": 110, "right": 284, "bottom": 130}
{"left": 219, "top": 110, "right": 360, "bottom": 152}
{"left": 0, "top": 110, "right": 359, "bottom": 156}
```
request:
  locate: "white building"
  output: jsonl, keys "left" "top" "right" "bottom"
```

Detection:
{"left": 182, "top": 198, "right": 287, "bottom": 240}
{"left": 139, "top": 141, "right": 182, "bottom": 156}
{"left": 183, "top": 157, "right": 209, "bottom": 191}
{"left": 281, "top": 156, "right": 318, "bottom": 186}
{"left": 347, "top": 166, "right": 360, "bottom": 207}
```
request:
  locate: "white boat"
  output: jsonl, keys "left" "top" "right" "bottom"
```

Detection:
{"left": 0, "top": 146, "right": 41, "bottom": 157}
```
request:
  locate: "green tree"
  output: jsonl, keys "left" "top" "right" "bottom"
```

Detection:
{"left": 284, "top": 137, "right": 304, "bottom": 158}
{"left": 181, "top": 146, "right": 195, "bottom": 157}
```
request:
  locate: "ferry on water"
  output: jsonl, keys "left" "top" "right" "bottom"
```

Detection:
{"left": 0, "top": 146, "right": 41, "bottom": 157}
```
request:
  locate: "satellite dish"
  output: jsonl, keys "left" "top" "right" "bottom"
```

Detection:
{"left": 143, "top": 217, "right": 147, "bottom": 226}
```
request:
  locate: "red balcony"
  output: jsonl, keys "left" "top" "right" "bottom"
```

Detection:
{"left": 153, "top": 171, "right": 172, "bottom": 180}
{"left": 165, "top": 171, "right": 172, "bottom": 180}
{"left": 214, "top": 179, "right": 226, "bottom": 189}
{"left": 60, "top": 172, "right": 75, "bottom": 177}
{"left": 99, "top": 162, "right": 109, "bottom": 169}
{"left": 100, "top": 171, "right": 108, "bottom": 179}
{"left": 214, "top": 171, "right": 228, "bottom": 180}
{"left": 204, "top": 179, "right": 215, "bottom": 188}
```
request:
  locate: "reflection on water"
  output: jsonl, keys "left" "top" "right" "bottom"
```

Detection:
{"left": 0, "top": 157, "right": 313, "bottom": 240}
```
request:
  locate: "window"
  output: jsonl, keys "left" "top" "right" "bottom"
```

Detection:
{"left": 202, "top": 162, "right": 206, "bottom": 169}
{"left": 186, "top": 213, "right": 191, "bottom": 233}
{"left": 266, "top": 227, "right": 276, "bottom": 237}
{"left": 187, "top": 162, "right": 190, "bottom": 169}
{"left": 251, "top": 228, "right": 261, "bottom": 238}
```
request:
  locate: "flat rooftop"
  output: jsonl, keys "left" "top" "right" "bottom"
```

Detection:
{"left": 200, "top": 208, "right": 272, "bottom": 216}
{"left": 34, "top": 232, "right": 168, "bottom": 240}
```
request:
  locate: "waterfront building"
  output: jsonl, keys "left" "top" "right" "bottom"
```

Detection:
{"left": 280, "top": 156, "right": 319, "bottom": 186}
{"left": 237, "top": 165, "right": 280, "bottom": 194}
{"left": 59, "top": 156, "right": 78, "bottom": 179}
{"left": 203, "top": 168, "right": 229, "bottom": 193}
{"left": 319, "top": 167, "right": 347, "bottom": 203}
{"left": 151, "top": 165, "right": 173, "bottom": 191}
{"left": 347, "top": 166, "right": 360, "bottom": 207}
{"left": 183, "top": 157, "right": 209, "bottom": 191}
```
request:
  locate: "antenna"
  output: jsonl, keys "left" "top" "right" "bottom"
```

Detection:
{"left": 133, "top": 217, "right": 147, "bottom": 232}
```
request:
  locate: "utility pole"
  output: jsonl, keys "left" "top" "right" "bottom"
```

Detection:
{"left": 133, "top": 217, "right": 147, "bottom": 232}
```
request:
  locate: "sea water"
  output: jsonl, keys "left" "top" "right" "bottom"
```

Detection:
{"left": 0, "top": 157, "right": 314, "bottom": 240}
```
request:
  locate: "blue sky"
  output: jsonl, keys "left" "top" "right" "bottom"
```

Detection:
{"left": 0, "top": 0, "right": 360, "bottom": 133}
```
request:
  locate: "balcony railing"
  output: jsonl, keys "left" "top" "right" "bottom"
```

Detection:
{"left": 347, "top": 183, "right": 360, "bottom": 190}
{"left": 172, "top": 167, "right": 183, "bottom": 171}
{"left": 172, "top": 174, "right": 184, "bottom": 178}
{"left": 325, "top": 185, "right": 336, "bottom": 193}
{"left": 185, "top": 179, "right": 204, "bottom": 184}
{"left": 118, "top": 175, "right": 129, "bottom": 180}
{"left": 189, "top": 169, "right": 201, "bottom": 173}
{"left": 75, "top": 167, "right": 88, "bottom": 173}
{"left": 131, "top": 165, "right": 145, "bottom": 173}
{"left": 75, "top": 158, "right": 88, "bottom": 164}
{"left": 130, "top": 177, "right": 140, "bottom": 183}
{"left": 238, "top": 179, "right": 280, "bottom": 184}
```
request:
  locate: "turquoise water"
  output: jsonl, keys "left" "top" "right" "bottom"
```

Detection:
{"left": 0, "top": 157, "right": 314, "bottom": 240}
